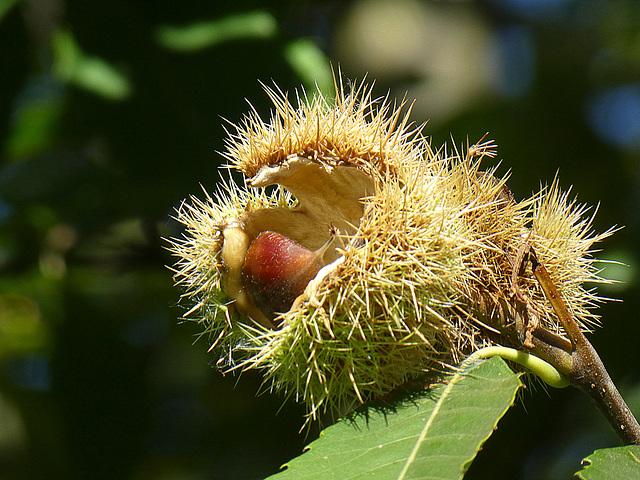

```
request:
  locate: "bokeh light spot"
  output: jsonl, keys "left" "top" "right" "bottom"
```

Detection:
{"left": 586, "top": 84, "right": 640, "bottom": 150}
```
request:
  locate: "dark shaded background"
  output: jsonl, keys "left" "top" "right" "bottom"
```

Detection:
{"left": 1, "top": 1, "right": 639, "bottom": 479}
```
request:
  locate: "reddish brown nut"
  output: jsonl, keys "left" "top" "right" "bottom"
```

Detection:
{"left": 241, "top": 231, "right": 330, "bottom": 321}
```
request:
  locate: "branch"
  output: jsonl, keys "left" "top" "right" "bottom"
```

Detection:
{"left": 529, "top": 252, "right": 640, "bottom": 445}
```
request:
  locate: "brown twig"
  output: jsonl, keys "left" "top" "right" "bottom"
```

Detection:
{"left": 528, "top": 251, "right": 640, "bottom": 445}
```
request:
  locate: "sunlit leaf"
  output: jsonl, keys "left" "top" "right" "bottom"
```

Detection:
{"left": 597, "top": 248, "right": 636, "bottom": 293}
{"left": 284, "top": 39, "right": 333, "bottom": 96}
{"left": 575, "top": 445, "right": 640, "bottom": 479}
{"left": 0, "top": 0, "right": 21, "bottom": 23}
{"left": 156, "top": 10, "right": 277, "bottom": 51}
{"left": 0, "top": 293, "right": 50, "bottom": 359}
{"left": 270, "top": 356, "right": 522, "bottom": 479}
{"left": 5, "top": 96, "right": 64, "bottom": 160}
{"left": 52, "top": 29, "right": 132, "bottom": 100}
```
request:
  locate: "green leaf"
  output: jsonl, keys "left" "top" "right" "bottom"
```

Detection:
{"left": 284, "top": 39, "right": 334, "bottom": 96}
{"left": 575, "top": 445, "right": 640, "bottom": 479}
{"left": 269, "top": 356, "right": 522, "bottom": 479}
{"left": 156, "top": 10, "right": 277, "bottom": 51}
{"left": 0, "top": 0, "right": 21, "bottom": 23}
{"left": 4, "top": 96, "right": 64, "bottom": 160}
{"left": 52, "top": 29, "right": 132, "bottom": 101}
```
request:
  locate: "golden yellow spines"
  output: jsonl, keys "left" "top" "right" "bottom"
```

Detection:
{"left": 168, "top": 79, "right": 611, "bottom": 421}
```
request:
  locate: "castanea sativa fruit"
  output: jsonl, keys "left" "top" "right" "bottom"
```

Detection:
{"left": 241, "top": 230, "right": 334, "bottom": 323}
{"left": 168, "top": 79, "right": 611, "bottom": 421}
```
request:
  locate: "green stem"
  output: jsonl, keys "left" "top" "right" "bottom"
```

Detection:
{"left": 468, "top": 346, "right": 570, "bottom": 389}
{"left": 528, "top": 329, "right": 573, "bottom": 376}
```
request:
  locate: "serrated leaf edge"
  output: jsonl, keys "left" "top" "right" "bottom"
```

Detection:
{"left": 397, "top": 357, "right": 522, "bottom": 480}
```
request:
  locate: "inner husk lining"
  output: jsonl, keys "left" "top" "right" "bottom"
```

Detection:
{"left": 220, "top": 156, "right": 376, "bottom": 328}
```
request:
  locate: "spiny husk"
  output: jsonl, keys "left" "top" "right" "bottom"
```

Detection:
{"left": 168, "top": 79, "right": 612, "bottom": 421}
{"left": 224, "top": 79, "right": 424, "bottom": 179}
{"left": 168, "top": 181, "right": 296, "bottom": 358}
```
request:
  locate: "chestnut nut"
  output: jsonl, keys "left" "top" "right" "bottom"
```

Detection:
{"left": 241, "top": 230, "right": 333, "bottom": 321}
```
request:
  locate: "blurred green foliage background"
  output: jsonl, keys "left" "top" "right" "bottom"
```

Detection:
{"left": 1, "top": 0, "right": 640, "bottom": 478}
